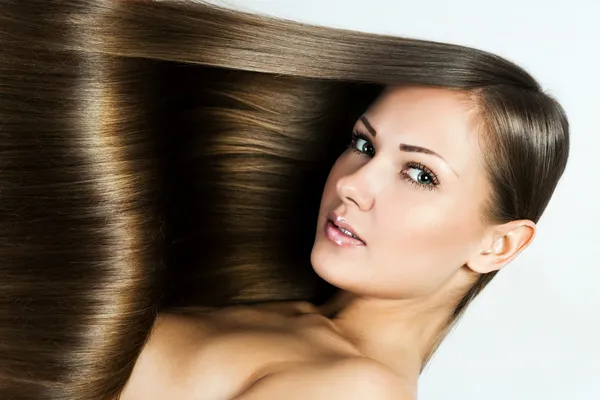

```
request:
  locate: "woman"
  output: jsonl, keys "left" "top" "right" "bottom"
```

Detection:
{"left": 0, "top": 1, "right": 568, "bottom": 399}
{"left": 120, "top": 80, "right": 567, "bottom": 398}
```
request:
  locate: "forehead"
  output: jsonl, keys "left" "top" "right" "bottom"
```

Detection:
{"left": 363, "top": 86, "right": 482, "bottom": 174}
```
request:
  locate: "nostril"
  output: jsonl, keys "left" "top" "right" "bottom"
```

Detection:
{"left": 346, "top": 196, "right": 359, "bottom": 207}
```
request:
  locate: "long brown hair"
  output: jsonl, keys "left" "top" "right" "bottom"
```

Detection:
{"left": 0, "top": 0, "right": 569, "bottom": 398}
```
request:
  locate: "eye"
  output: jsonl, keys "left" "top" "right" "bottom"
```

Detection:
{"left": 406, "top": 168, "right": 433, "bottom": 185}
{"left": 354, "top": 137, "right": 372, "bottom": 154}
{"left": 348, "top": 131, "right": 375, "bottom": 158}
{"left": 402, "top": 162, "right": 440, "bottom": 190}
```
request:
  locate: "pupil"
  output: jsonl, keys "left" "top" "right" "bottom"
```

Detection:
{"left": 418, "top": 173, "right": 431, "bottom": 184}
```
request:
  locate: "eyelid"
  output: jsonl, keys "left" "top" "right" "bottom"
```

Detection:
{"left": 352, "top": 130, "right": 372, "bottom": 141}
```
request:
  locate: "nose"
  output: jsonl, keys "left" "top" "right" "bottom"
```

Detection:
{"left": 335, "top": 165, "right": 376, "bottom": 211}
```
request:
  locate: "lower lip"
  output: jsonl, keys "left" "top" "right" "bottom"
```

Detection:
{"left": 324, "top": 220, "right": 365, "bottom": 248}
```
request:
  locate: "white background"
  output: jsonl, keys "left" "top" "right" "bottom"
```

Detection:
{"left": 203, "top": 1, "right": 600, "bottom": 399}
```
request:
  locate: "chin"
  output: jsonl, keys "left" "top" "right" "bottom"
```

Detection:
{"left": 310, "top": 238, "right": 365, "bottom": 292}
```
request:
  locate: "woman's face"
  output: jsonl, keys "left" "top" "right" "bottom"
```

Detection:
{"left": 311, "top": 86, "right": 492, "bottom": 299}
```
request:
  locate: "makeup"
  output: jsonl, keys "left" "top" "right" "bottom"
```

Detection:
{"left": 324, "top": 212, "right": 366, "bottom": 247}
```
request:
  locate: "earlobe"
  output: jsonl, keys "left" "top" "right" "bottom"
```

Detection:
{"left": 466, "top": 221, "right": 536, "bottom": 274}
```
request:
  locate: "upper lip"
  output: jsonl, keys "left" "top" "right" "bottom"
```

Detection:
{"left": 327, "top": 211, "right": 366, "bottom": 244}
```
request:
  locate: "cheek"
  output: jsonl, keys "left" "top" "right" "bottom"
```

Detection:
{"left": 319, "top": 154, "right": 350, "bottom": 207}
{"left": 320, "top": 170, "right": 338, "bottom": 206}
{"left": 373, "top": 193, "right": 483, "bottom": 289}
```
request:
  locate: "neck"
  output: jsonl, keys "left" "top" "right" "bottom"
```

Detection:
{"left": 321, "top": 277, "right": 471, "bottom": 381}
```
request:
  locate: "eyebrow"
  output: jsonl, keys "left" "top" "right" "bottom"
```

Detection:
{"left": 399, "top": 143, "right": 445, "bottom": 162}
{"left": 359, "top": 115, "right": 459, "bottom": 177}
{"left": 359, "top": 116, "right": 377, "bottom": 137}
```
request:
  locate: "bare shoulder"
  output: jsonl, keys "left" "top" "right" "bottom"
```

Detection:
{"left": 120, "top": 312, "right": 217, "bottom": 400}
{"left": 234, "top": 357, "right": 416, "bottom": 400}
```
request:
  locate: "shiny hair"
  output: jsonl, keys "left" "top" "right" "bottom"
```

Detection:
{"left": 0, "top": 0, "right": 568, "bottom": 398}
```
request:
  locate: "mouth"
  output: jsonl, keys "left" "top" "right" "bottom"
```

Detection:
{"left": 324, "top": 211, "right": 366, "bottom": 247}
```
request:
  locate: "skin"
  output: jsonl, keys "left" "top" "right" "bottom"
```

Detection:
{"left": 120, "top": 86, "right": 536, "bottom": 400}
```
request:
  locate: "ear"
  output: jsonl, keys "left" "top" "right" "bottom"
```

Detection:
{"left": 466, "top": 220, "right": 536, "bottom": 274}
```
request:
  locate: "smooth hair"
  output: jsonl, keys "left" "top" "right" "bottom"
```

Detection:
{"left": 0, "top": 0, "right": 569, "bottom": 399}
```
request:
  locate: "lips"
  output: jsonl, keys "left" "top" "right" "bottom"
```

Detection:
{"left": 325, "top": 212, "right": 366, "bottom": 247}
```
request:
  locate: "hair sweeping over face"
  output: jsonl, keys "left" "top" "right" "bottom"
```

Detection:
{"left": 0, "top": 0, "right": 569, "bottom": 399}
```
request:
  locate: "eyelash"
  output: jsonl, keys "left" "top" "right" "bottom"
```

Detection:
{"left": 347, "top": 131, "right": 441, "bottom": 191}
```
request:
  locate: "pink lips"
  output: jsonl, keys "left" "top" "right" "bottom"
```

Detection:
{"left": 325, "top": 212, "right": 366, "bottom": 247}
